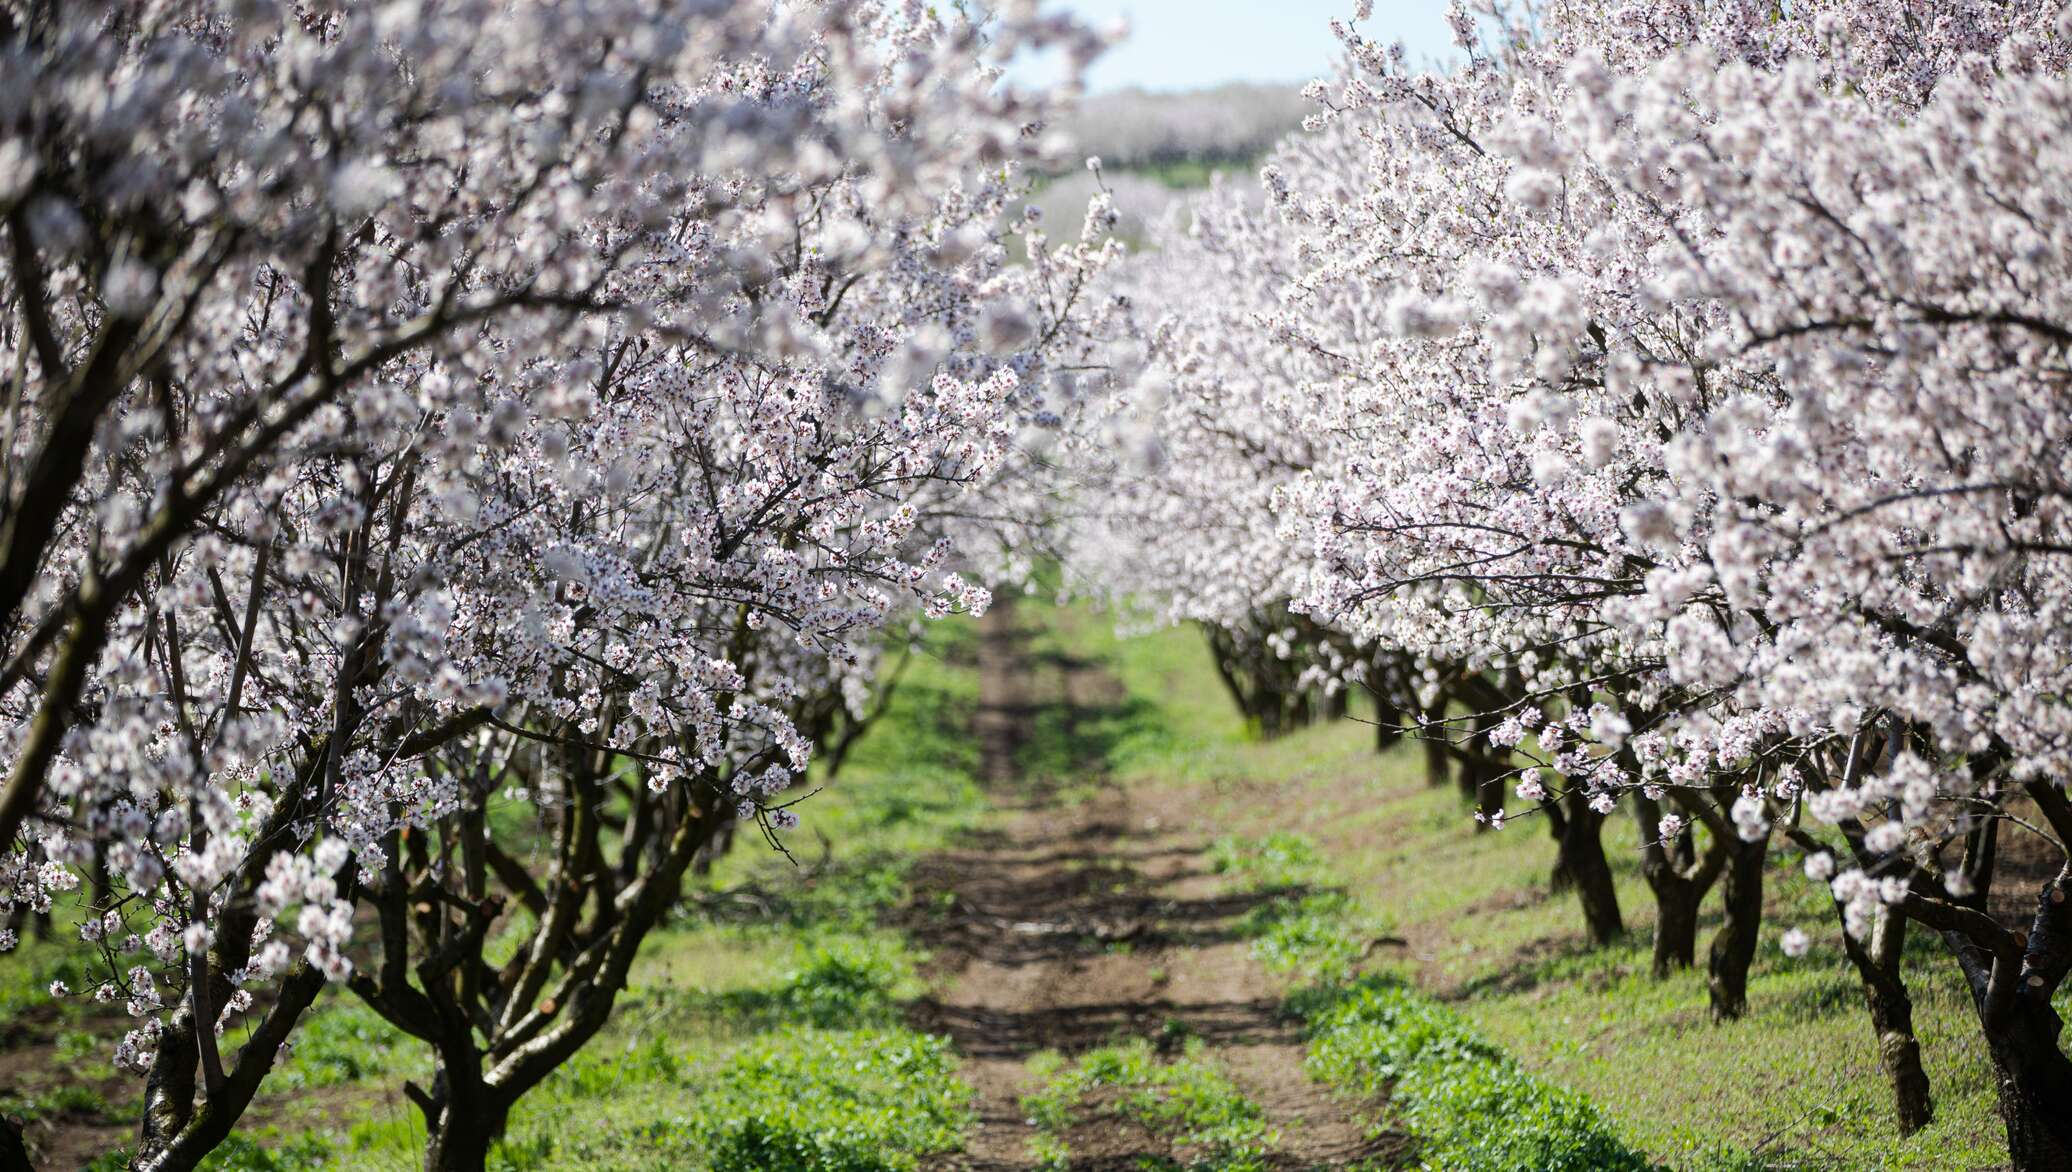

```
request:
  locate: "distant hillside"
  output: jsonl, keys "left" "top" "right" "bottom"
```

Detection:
{"left": 1057, "top": 82, "right": 1309, "bottom": 170}
{"left": 1022, "top": 83, "right": 1303, "bottom": 245}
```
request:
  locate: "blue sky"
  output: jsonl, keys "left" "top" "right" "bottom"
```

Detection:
{"left": 1020, "top": 0, "right": 1456, "bottom": 93}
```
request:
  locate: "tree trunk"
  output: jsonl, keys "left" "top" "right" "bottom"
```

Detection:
{"left": 1323, "top": 687, "right": 1348, "bottom": 721}
{"left": 1558, "top": 790, "right": 1623, "bottom": 946}
{"left": 1422, "top": 731, "right": 1450, "bottom": 787}
{"left": 1545, "top": 795, "right": 1573, "bottom": 893}
{"left": 422, "top": 1095, "right": 509, "bottom": 1172}
{"left": 1416, "top": 696, "right": 1450, "bottom": 787}
{"left": 1841, "top": 905, "right": 1933, "bottom": 1134}
{"left": 1475, "top": 761, "right": 1503, "bottom": 828}
{"left": 1925, "top": 847, "right": 2072, "bottom": 1172}
{"left": 1650, "top": 877, "right": 1700, "bottom": 977}
{"left": 1460, "top": 710, "right": 1502, "bottom": 829}
{"left": 1373, "top": 693, "right": 1402, "bottom": 753}
{"left": 1, "top": 1113, "right": 33, "bottom": 1172}
{"left": 1868, "top": 977, "right": 1934, "bottom": 1135}
{"left": 1985, "top": 997, "right": 2072, "bottom": 1172}
{"left": 1635, "top": 797, "right": 1716, "bottom": 978}
{"left": 1707, "top": 831, "right": 1766, "bottom": 1021}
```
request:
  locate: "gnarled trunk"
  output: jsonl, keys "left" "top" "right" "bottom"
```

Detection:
{"left": 1557, "top": 788, "right": 1623, "bottom": 946}
{"left": 419, "top": 1073, "right": 512, "bottom": 1172}
{"left": 1925, "top": 851, "right": 2072, "bottom": 1171}
{"left": 1636, "top": 796, "right": 1721, "bottom": 978}
{"left": 1707, "top": 830, "right": 1766, "bottom": 1021}
{"left": 1984, "top": 997, "right": 2072, "bottom": 1172}
{"left": 1840, "top": 905, "right": 1932, "bottom": 1134}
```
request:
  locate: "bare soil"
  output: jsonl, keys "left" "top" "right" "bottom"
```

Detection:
{"left": 910, "top": 601, "right": 1405, "bottom": 1171}
{"left": 0, "top": 999, "right": 141, "bottom": 1169}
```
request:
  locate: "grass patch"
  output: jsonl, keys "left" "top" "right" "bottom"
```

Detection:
{"left": 1211, "top": 829, "right": 1651, "bottom": 1171}
{"left": 0, "top": 1083, "right": 112, "bottom": 1125}
{"left": 483, "top": 1028, "right": 970, "bottom": 1172}
{"left": 1023, "top": 1038, "right": 1279, "bottom": 1171}
{"left": 274, "top": 999, "right": 419, "bottom": 1090}
{"left": 1298, "top": 976, "right": 1652, "bottom": 1172}
{"left": 680, "top": 1028, "right": 970, "bottom": 1172}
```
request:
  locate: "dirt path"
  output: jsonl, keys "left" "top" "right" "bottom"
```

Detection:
{"left": 911, "top": 602, "right": 1401, "bottom": 1171}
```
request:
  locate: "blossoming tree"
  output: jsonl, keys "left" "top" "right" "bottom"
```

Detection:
{"left": 1070, "top": 0, "right": 2072, "bottom": 1164}
{"left": 0, "top": 1, "right": 1116, "bottom": 1169}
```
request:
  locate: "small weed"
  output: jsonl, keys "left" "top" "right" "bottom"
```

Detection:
{"left": 278, "top": 998, "right": 413, "bottom": 1088}
{"left": 193, "top": 1131, "right": 335, "bottom": 1171}
{"left": 1023, "top": 1039, "right": 1277, "bottom": 1171}
{"left": 1208, "top": 832, "right": 1325, "bottom": 890}
{"left": 55, "top": 1029, "right": 102, "bottom": 1063}
{"left": 684, "top": 1028, "right": 972, "bottom": 1172}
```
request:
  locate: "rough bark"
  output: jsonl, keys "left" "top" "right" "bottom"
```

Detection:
{"left": 1919, "top": 849, "right": 2072, "bottom": 1171}
{"left": 418, "top": 1068, "right": 511, "bottom": 1172}
{"left": 1557, "top": 788, "right": 1623, "bottom": 946}
{"left": 1824, "top": 900, "right": 1932, "bottom": 1134}
{"left": 1707, "top": 830, "right": 1767, "bottom": 1021}
{"left": 1985, "top": 1001, "right": 2072, "bottom": 1172}
{"left": 1635, "top": 796, "right": 1725, "bottom": 978}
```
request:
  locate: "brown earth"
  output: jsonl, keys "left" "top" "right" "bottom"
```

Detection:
{"left": 0, "top": 998, "right": 141, "bottom": 1169}
{"left": 909, "top": 600, "right": 1406, "bottom": 1171}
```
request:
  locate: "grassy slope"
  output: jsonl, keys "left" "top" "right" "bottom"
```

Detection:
{"left": 1046, "top": 603, "right": 2007, "bottom": 1171}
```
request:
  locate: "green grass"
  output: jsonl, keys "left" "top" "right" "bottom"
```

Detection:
{"left": 1209, "top": 827, "right": 1650, "bottom": 1172}
{"left": 0, "top": 929, "right": 103, "bottom": 1023}
{"left": 1023, "top": 1039, "right": 1279, "bottom": 1171}
{"left": 0, "top": 1082, "right": 113, "bottom": 1125}
{"left": 1300, "top": 976, "right": 1655, "bottom": 1172}
{"left": 1040, "top": 602, "right": 2013, "bottom": 1170}
{"left": 478, "top": 1027, "right": 971, "bottom": 1172}
{"left": 271, "top": 1000, "right": 423, "bottom": 1090}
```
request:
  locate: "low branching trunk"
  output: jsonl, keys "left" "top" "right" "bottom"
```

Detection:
{"left": 353, "top": 710, "right": 743, "bottom": 1172}
{"left": 1907, "top": 805, "right": 2072, "bottom": 1172}
{"left": 1636, "top": 796, "right": 1725, "bottom": 978}
{"left": 130, "top": 748, "right": 345, "bottom": 1172}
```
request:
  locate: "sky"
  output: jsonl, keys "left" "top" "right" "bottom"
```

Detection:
{"left": 1019, "top": 0, "right": 1457, "bottom": 93}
